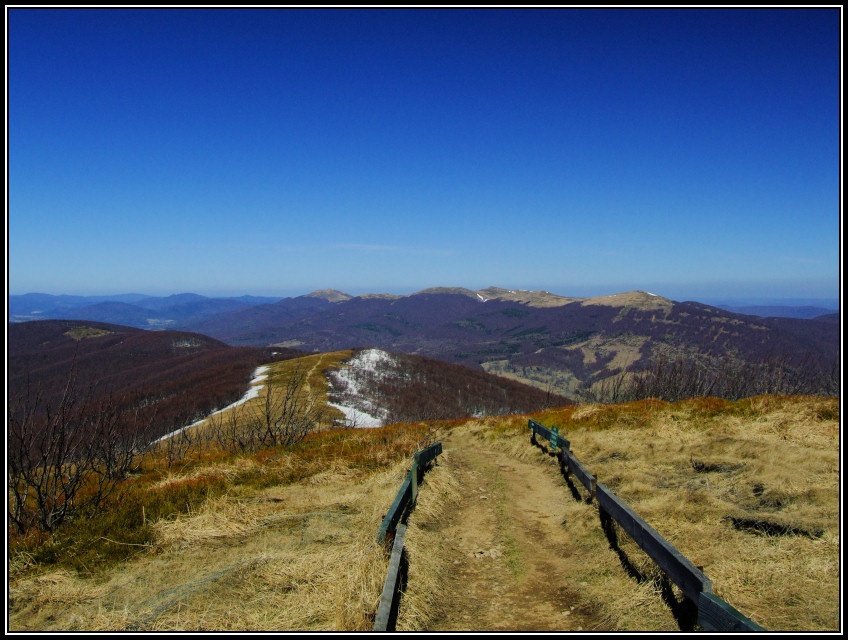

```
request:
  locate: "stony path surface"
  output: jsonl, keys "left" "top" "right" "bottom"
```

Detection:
{"left": 425, "top": 429, "right": 603, "bottom": 632}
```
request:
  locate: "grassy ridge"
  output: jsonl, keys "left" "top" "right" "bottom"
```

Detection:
{"left": 8, "top": 355, "right": 839, "bottom": 631}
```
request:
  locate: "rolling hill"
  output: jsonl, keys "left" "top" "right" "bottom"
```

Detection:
{"left": 177, "top": 288, "right": 839, "bottom": 398}
{"left": 8, "top": 320, "right": 572, "bottom": 444}
{"left": 9, "top": 287, "right": 839, "bottom": 399}
{"left": 7, "top": 319, "right": 302, "bottom": 440}
{"left": 8, "top": 293, "right": 282, "bottom": 326}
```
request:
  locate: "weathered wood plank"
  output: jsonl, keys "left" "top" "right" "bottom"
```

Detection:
{"left": 417, "top": 441, "right": 442, "bottom": 467}
{"left": 563, "top": 450, "right": 596, "bottom": 497}
{"left": 377, "top": 477, "right": 411, "bottom": 544}
{"left": 374, "top": 524, "right": 408, "bottom": 631}
{"left": 595, "top": 482, "right": 712, "bottom": 603}
{"left": 410, "top": 455, "right": 419, "bottom": 504}
{"left": 376, "top": 443, "right": 442, "bottom": 544}
{"left": 698, "top": 592, "right": 766, "bottom": 631}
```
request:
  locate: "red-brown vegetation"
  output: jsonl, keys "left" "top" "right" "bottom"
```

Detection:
{"left": 8, "top": 320, "right": 303, "bottom": 440}
{"left": 326, "top": 349, "right": 573, "bottom": 425}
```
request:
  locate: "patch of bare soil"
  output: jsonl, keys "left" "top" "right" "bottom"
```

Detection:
{"left": 423, "top": 430, "right": 608, "bottom": 632}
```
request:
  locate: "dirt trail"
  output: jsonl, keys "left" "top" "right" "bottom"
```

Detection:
{"left": 423, "top": 429, "right": 604, "bottom": 632}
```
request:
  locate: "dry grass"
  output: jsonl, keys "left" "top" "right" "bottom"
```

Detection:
{"left": 8, "top": 410, "right": 432, "bottom": 631}
{"left": 9, "top": 454, "right": 416, "bottom": 631}
{"left": 9, "top": 390, "right": 838, "bottom": 632}
{"left": 505, "top": 395, "right": 840, "bottom": 631}
{"left": 395, "top": 450, "right": 464, "bottom": 631}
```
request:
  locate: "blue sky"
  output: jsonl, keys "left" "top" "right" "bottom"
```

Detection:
{"left": 7, "top": 8, "right": 841, "bottom": 302}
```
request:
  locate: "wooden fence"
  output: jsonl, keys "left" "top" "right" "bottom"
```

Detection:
{"left": 528, "top": 419, "right": 766, "bottom": 632}
{"left": 374, "top": 442, "right": 442, "bottom": 631}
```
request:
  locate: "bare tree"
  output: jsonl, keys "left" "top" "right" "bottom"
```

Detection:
{"left": 578, "top": 350, "right": 840, "bottom": 404}
{"left": 162, "top": 425, "right": 199, "bottom": 468}
{"left": 209, "top": 404, "right": 257, "bottom": 453}
{"left": 93, "top": 398, "right": 157, "bottom": 480}
{"left": 7, "top": 363, "right": 154, "bottom": 534}
{"left": 206, "top": 367, "right": 326, "bottom": 454}
{"left": 247, "top": 366, "right": 325, "bottom": 448}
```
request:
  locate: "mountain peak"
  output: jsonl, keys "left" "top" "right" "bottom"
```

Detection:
{"left": 581, "top": 290, "right": 673, "bottom": 310}
{"left": 413, "top": 287, "right": 478, "bottom": 298}
{"left": 411, "top": 287, "right": 578, "bottom": 307}
{"left": 475, "top": 287, "right": 579, "bottom": 307}
{"left": 304, "top": 289, "right": 353, "bottom": 303}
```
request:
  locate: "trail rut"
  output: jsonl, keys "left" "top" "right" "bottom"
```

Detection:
{"left": 421, "top": 428, "right": 607, "bottom": 632}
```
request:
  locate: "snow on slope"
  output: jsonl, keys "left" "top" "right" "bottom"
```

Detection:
{"left": 155, "top": 365, "right": 270, "bottom": 442}
{"left": 326, "top": 348, "right": 397, "bottom": 428}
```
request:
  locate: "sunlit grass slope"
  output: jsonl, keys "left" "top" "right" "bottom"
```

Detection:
{"left": 8, "top": 385, "right": 838, "bottom": 631}
{"left": 9, "top": 419, "right": 436, "bottom": 630}
{"left": 431, "top": 395, "right": 839, "bottom": 631}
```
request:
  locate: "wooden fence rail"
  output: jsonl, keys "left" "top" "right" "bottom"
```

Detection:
{"left": 530, "top": 419, "right": 597, "bottom": 500}
{"left": 374, "top": 524, "right": 408, "bottom": 632}
{"left": 528, "top": 419, "right": 765, "bottom": 632}
{"left": 376, "top": 442, "right": 442, "bottom": 546}
{"left": 374, "top": 442, "right": 442, "bottom": 631}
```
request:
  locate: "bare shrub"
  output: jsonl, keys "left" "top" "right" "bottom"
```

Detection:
{"left": 246, "top": 366, "right": 325, "bottom": 448}
{"left": 7, "top": 362, "right": 157, "bottom": 534}
{"left": 209, "top": 405, "right": 255, "bottom": 454}
{"left": 207, "top": 366, "right": 325, "bottom": 454}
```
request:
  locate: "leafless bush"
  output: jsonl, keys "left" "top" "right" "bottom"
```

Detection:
{"left": 94, "top": 401, "right": 157, "bottom": 480}
{"left": 208, "top": 367, "right": 325, "bottom": 453}
{"left": 209, "top": 405, "right": 255, "bottom": 453}
{"left": 161, "top": 425, "right": 200, "bottom": 468}
{"left": 246, "top": 366, "right": 325, "bottom": 448}
{"left": 7, "top": 363, "right": 156, "bottom": 534}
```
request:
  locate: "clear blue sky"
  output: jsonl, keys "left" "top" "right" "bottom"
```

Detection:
{"left": 7, "top": 8, "right": 841, "bottom": 302}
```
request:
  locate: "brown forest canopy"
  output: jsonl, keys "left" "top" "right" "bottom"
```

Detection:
{"left": 7, "top": 320, "right": 302, "bottom": 440}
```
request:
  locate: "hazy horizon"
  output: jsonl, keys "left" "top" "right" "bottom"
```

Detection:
{"left": 7, "top": 285, "right": 840, "bottom": 309}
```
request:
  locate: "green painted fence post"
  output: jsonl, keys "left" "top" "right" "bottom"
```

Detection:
{"left": 550, "top": 426, "right": 560, "bottom": 451}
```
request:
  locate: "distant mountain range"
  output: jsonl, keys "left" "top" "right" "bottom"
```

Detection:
{"left": 9, "top": 287, "right": 839, "bottom": 397}
{"left": 9, "top": 288, "right": 838, "bottom": 326}
{"left": 8, "top": 292, "right": 282, "bottom": 326}
{"left": 201, "top": 288, "right": 841, "bottom": 394}
{"left": 716, "top": 304, "right": 838, "bottom": 320}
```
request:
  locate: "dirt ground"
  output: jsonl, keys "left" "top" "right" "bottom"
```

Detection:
{"left": 415, "top": 428, "right": 623, "bottom": 632}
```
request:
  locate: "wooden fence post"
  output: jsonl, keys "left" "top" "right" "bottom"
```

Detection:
{"left": 410, "top": 453, "right": 419, "bottom": 504}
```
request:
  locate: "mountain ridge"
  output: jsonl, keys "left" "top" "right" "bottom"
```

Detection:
{"left": 9, "top": 288, "right": 837, "bottom": 399}
{"left": 175, "top": 290, "right": 837, "bottom": 398}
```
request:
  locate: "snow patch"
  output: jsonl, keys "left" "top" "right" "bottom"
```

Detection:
{"left": 327, "top": 402, "right": 383, "bottom": 429}
{"left": 155, "top": 365, "right": 270, "bottom": 443}
{"left": 326, "top": 349, "right": 397, "bottom": 428}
